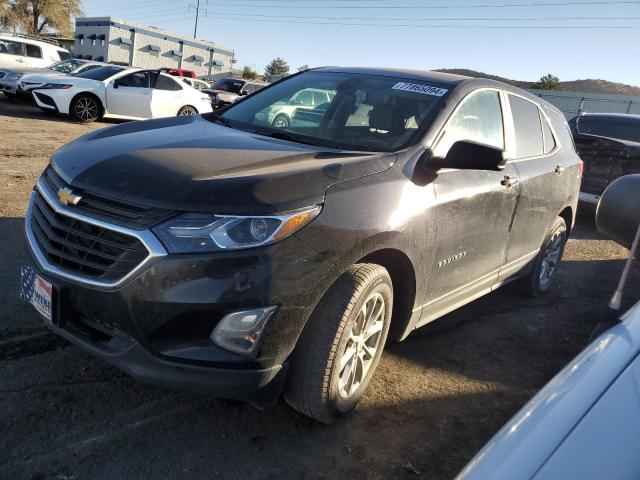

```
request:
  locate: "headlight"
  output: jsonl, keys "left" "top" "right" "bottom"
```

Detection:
{"left": 40, "top": 83, "right": 73, "bottom": 89}
{"left": 152, "top": 206, "right": 321, "bottom": 253}
{"left": 6, "top": 72, "right": 22, "bottom": 81}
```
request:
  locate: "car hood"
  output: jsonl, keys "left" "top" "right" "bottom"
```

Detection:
{"left": 26, "top": 73, "right": 100, "bottom": 87}
{"left": 51, "top": 114, "right": 396, "bottom": 214}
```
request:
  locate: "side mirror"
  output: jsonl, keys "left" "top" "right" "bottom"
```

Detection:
{"left": 430, "top": 140, "right": 506, "bottom": 171}
{"left": 596, "top": 174, "right": 640, "bottom": 249}
{"left": 112, "top": 79, "right": 119, "bottom": 89}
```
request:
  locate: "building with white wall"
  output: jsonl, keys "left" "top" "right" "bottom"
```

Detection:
{"left": 73, "top": 17, "right": 235, "bottom": 77}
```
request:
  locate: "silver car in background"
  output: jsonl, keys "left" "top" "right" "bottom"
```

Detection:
{"left": 0, "top": 59, "right": 105, "bottom": 100}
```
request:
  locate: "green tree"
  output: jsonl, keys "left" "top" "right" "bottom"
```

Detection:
{"left": 297, "top": 64, "right": 310, "bottom": 72}
{"left": 532, "top": 73, "right": 562, "bottom": 91}
{"left": 242, "top": 65, "right": 258, "bottom": 80}
{"left": 4, "top": 0, "right": 82, "bottom": 36}
{"left": 264, "top": 57, "right": 290, "bottom": 77}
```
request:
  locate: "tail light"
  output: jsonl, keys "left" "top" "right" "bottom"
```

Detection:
{"left": 578, "top": 159, "right": 584, "bottom": 176}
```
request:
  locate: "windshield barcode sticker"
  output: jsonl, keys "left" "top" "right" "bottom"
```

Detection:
{"left": 392, "top": 82, "right": 448, "bottom": 97}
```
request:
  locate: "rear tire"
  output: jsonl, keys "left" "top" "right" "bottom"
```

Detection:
{"left": 178, "top": 105, "right": 198, "bottom": 116}
{"left": 518, "top": 217, "right": 567, "bottom": 297}
{"left": 70, "top": 94, "right": 101, "bottom": 123}
{"left": 284, "top": 263, "right": 393, "bottom": 423}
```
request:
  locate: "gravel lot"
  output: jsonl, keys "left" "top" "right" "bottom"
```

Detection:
{"left": 1, "top": 98, "right": 638, "bottom": 480}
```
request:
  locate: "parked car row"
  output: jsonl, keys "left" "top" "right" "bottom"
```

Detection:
{"left": 0, "top": 58, "right": 107, "bottom": 100}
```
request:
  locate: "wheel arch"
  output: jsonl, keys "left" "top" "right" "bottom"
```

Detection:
{"left": 178, "top": 105, "right": 199, "bottom": 115}
{"left": 69, "top": 91, "right": 103, "bottom": 117}
{"left": 358, "top": 248, "right": 417, "bottom": 342}
{"left": 558, "top": 205, "right": 574, "bottom": 235}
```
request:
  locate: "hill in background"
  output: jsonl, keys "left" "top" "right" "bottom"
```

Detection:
{"left": 435, "top": 69, "right": 640, "bottom": 96}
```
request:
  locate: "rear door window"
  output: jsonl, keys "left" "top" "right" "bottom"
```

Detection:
{"left": 57, "top": 49, "right": 71, "bottom": 60}
{"left": 509, "top": 95, "right": 544, "bottom": 158}
{"left": 434, "top": 89, "right": 504, "bottom": 157}
{"left": 155, "top": 74, "right": 181, "bottom": 91}
{"left": 26, "top": 44, "right": 42, "bottom": 58}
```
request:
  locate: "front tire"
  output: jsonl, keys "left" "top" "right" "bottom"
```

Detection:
{"left": 271, "top": 113, "right": 289, "bottom": 129}
{"left": 285, "top": 263, "right": 393, "bottom": 423}
{"left": 70, "top": 94, "right": 101, "bottom": 123}
{"left": 519, "top": 216, "right": 567, "bottom": 297}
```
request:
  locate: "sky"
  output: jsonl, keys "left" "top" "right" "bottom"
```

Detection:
{"left": 81, "top": 0, "right": 640, "bottom": 86}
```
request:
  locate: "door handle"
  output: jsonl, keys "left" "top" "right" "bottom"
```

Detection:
{"left": 501, "top": 175, "right": 519, "bottom": 188}
{"left": 555, "top": 164, "right": 565, "bottom": 174}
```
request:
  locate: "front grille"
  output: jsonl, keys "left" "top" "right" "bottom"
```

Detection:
{"left": 43, "top": 167, "right": 175, "bottom": 229}
{"left": 30, "top": 190, "right": 150, "bottom": 283}
{"left": 34, "top": 92, "right": 57, "bottom": 108}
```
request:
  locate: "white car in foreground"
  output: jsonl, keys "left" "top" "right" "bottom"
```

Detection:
{"left": 458, "top": 175, "right": 640, "bottom": 480}
{"left": 29, "top": 66, "right": 213, "bottom": 122}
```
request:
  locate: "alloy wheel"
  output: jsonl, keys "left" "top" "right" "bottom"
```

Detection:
{"left": 539, "top": 231, "right": 564, "bottom": 289}
{"left": 74, "top": 97, "right": 98, "bottom": 121}
{"left": 179, "top": 107, "right": 197, "bottom": 116}
{"left": 338, "top": 291, "right": 386, "bottom": 399}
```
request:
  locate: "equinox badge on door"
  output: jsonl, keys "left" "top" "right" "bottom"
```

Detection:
{"left": 57, "top": 187, "right": 82, "bottom": 206}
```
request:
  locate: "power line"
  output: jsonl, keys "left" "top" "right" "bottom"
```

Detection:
{"left": 207, "top": 12, "right": 640, "bottom": 21}
{"left": 198, "top": 0, "right": 640, "bottom": 8}
{"left": 201, "top": 13, "right": 636, "bottom": 28}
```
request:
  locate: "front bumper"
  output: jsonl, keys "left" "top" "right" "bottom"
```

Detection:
{"left": 24, "top": 184, "right": 340, "bottom": 403}
{"left": 0, "top": 81, "right": 17, "bottom": 94}
{"left": 578, "top": 191, "right": 601, "bottom": 206}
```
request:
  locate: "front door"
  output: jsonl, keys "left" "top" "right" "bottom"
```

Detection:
{"left": 420, "top": 89, "right": 519, "bottom": 323}
{"left": 106, "top": 71, "right": 153, "bottom": 119}
{"left": 0, "top": 39, "right": 26, "bottom": 67}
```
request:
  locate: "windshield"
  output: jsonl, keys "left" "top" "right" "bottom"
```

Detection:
{"left": 72, "top": 66, "right": 125, "bottom": 81}
{"left": 212, "top": 78, "right": 245, "bottom": 94}
{"left": 49, "top": 59, "right": 84, "bottom": 73}
{"left": 220, "top": 71, "right": 449, "bottom": 152}
{"left": 578, "top": 116, "right": 640, "bottom": 143}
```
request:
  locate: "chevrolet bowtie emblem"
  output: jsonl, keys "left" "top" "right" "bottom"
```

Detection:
{"left": 57, "top": 187, "right": 82, "bottom": 206}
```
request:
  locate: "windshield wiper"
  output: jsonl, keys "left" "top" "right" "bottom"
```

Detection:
{"left": 256, "top": 129, "right": 324, "bottom": 147}
{"left": 210, "top": 112, "right": 233, "bottom": 128}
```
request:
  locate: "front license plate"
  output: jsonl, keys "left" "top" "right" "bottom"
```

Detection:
{"left": 20, "top": 265, "right": 53, "bottom": 323}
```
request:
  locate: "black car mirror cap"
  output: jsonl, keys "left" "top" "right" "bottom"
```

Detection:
{"left": 112, "top": 79, "right": 119, "bottom": 89}
{"left": 429, "top": 140, "right": 507, "bottom": 171}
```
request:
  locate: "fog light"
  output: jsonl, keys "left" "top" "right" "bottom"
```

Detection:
{"left": 211, "top": 306, "right": 278, "bottom": 356}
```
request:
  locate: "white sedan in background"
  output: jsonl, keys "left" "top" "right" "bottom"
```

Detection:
{"left": 29, "top": 65, "right": 213, "bottom": 122}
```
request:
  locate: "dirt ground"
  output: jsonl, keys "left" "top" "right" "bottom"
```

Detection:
{"left": 1, "top": 98, "right": 638, "bottom": 480}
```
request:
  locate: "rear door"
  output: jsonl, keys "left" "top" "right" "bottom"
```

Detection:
{"left": 0, "top": 39, "right": 27, "bottom": 68}
{"left": 24, "top": 43, "right": 43, "bottom": 67}
{"left": 503, "top": 95, "right": 567, "bottom": 274}
{"left": 150, "top": 73, "right": 184, "bottom": 117}
{"left": 105, "top": 71, "right": 153, "bottom": 119}
{"left": 421, "top": 89, "right": 519, "bottom": 321}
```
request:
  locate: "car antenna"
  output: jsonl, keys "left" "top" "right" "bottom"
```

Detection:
{"left": 609, "top": 221, "right": 640, "bottom": 311}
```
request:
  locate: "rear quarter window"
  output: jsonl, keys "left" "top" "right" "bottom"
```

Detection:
{"left": 26, "top": 44, "right": 42, "bottom": 58}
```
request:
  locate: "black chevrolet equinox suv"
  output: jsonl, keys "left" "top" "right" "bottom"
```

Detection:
{"left": 22, "top": 67, "right": 582, "bottom": 423}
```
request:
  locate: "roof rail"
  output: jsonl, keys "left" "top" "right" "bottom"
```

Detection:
{"left": 0, "top": 32, "right": 61, "bottom": 47}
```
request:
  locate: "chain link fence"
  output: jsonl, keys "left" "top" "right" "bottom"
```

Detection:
{"left": 527, "top": 88, "right": 640, "bottom": 120}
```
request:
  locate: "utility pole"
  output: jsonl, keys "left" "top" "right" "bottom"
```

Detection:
{"left": 193, "top": 0, "right": 200, "bottom": 38}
